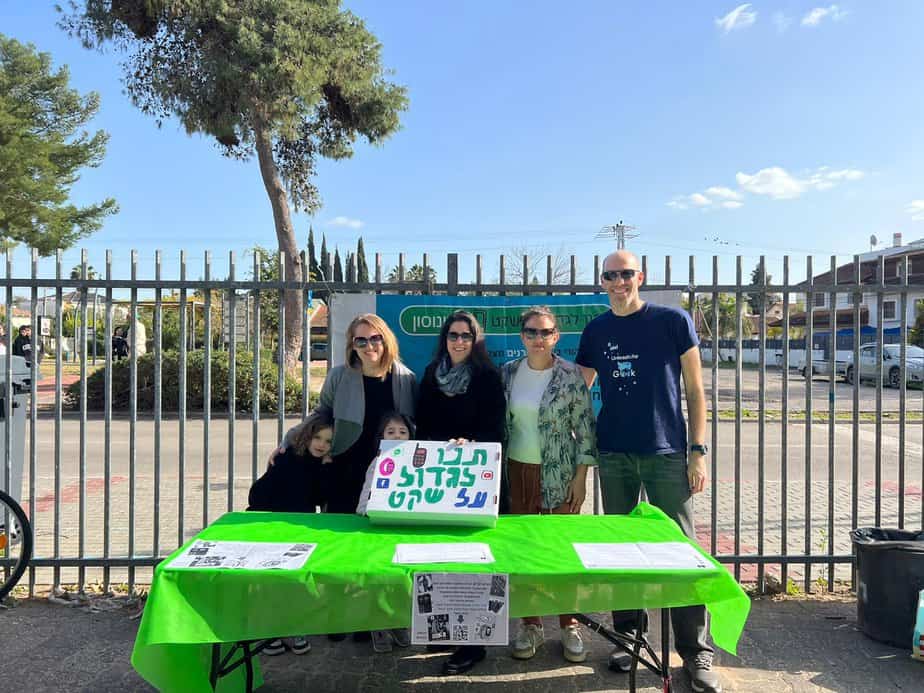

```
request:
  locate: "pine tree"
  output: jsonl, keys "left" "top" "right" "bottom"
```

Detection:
{"left": 307, "top": 225, "right": 320, "bottom": 281}
{"left": 320, "top": 234, "right": 330, "bottom": 280}
{"left": 345, "top": 252, "right": 355, "bottom": 282}
{"left": 356, "top": 237, "right": 370, "bottom": 282}
{"left": 333, "top": 248, "right": 343, "bottom": 282}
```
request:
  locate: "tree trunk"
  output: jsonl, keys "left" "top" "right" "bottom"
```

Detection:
{"left": 253, "top": 116, "right": 303, "bottom": 371}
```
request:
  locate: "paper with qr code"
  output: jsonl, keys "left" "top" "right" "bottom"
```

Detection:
{"left": 168, "top": 540, "right": 316, "bottom": 570}
{"left": 410, "top": 572, "right": 508, "bottom": 646}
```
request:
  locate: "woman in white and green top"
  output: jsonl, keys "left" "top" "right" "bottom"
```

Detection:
{"left": 499, "top": 306, "right": 598, "bottom": 664}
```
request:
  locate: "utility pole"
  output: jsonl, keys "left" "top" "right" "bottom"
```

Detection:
{"left": 596, "top": 221, "right": 639, "bottom": 249}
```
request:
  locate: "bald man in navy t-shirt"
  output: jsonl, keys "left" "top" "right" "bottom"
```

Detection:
{"left": 576, "top": 250, "right": 721, "bottom": 693}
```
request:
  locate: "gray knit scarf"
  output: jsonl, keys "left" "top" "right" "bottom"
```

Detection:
{"left": 434, "top": 356, "right": 473, "bottom": 396}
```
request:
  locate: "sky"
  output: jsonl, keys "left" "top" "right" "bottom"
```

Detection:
{"left": 2, "top": 1, "right": 923, "bottom": 285}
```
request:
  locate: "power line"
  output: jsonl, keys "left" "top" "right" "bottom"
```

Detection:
{"left": 596, "top": 221, "right": 639, "bottom": 249}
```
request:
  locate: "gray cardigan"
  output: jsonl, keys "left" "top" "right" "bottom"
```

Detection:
{"left": 283, "top": 361, "right": 417, "bottom": 456}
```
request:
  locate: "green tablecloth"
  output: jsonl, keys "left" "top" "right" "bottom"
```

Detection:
{"left": 131, "top": 503, "right": 750, "bottom": 692}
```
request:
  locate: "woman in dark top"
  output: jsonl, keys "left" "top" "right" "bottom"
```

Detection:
{"left": 416, "top": 311, "right": 506, "bottom": 676}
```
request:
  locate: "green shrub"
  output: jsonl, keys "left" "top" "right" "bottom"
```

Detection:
{"left": 65, "top": 349, "right": 316, "bottom": 413}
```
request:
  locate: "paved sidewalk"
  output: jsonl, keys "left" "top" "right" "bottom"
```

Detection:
{"left": 1, "top": 593, "right": 920, "bottom": 692}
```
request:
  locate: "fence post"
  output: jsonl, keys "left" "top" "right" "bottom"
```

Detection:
{"left": 447, "top": 254, "right": 459, "bottom": 296}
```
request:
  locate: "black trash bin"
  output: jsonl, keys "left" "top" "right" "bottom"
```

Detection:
{"left": 851, "top": 527, "right": 924, "bottom": 648}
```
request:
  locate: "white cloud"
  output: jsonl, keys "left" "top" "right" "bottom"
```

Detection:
{"left": 802, "top": 5, "right": 847, "bottom": 27}
{"left": 705, "top": 186, "right": 743, "bottom": 201}
{"left": 736, "top": 167, "right": 805, "bottom": 199}
{"left": 326, "top": 216, "right": 364, "bottom": 229}
{"left": 667, "top": 165, "right": 864, "bottom": 211}
{"left": 908, "top": 200, "right": 924, "bottom": 222}
{"left": 716, "top": 4, "right": 757, "bottom": 33}
{"left": 772, "top": 11, "right": 792, "bottom": 33}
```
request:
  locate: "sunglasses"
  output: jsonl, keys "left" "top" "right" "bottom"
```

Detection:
{"left": 522, "top": 327, "right": 557, "bottom": 340}
{"left": 601, "top": 269, "right": 638, "bottom": 281}
{"left": 353, "top": 334, "right": 385, "bottom": 349}
{"left": 447, "top": 331, "right": 474, "bottom": 343}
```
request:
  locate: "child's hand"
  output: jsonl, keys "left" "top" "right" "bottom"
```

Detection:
{"left": 267, "top": 446, "right": 284, "bottom": 467}
{"left": 448, "top": 438, "right": 470, "bottom": 446}
{"left": 322, "top": 455, "right": 334, "bottom": 464}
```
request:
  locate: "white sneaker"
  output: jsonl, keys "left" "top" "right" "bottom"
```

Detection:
{"left": 511, "top": 623, "right": 544, "bottom": 660}
{"left": 560, "top": 624, "right": 587, "bottom": 663}
{"left": 288, "top": 635, "right": 311, "bottom": 655}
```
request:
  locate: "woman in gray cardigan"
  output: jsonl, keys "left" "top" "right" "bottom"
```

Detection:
{"left": 279, "top": 313, "right": 417, "bottom": 512}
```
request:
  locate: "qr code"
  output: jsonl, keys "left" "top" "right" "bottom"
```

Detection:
{"left": 452, "top": 625, "right": 469, "bottom": 641}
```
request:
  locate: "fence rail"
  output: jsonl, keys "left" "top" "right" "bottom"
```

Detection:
{"left": 1, "top": 249, "right": 922, "bottom": 595}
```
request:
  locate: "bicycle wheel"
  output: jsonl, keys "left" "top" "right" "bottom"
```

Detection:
{"left": 0, "top": 489, "right": 32, "bottom": 601}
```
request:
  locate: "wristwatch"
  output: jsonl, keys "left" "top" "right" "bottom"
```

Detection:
{"left": 689, "top": 444, "right": 709, "bottom": 456}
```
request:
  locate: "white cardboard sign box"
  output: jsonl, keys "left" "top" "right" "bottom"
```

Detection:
{"left": 366, "top": 441, "right": 502, "bottom": 528}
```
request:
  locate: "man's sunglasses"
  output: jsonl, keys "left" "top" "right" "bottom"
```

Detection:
{"left": 353, "top": 334, "right": 385, "bottom": 348}
{"left": 447, "top": 331, "right": 474, "bottom": 343}
{"left": 522, "top": 327, "right": 557, "bottom": 340}
{"left": 601, "top": 269, "right": 638, "bottom": 281}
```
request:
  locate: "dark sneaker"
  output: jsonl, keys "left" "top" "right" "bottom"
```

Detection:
{"left": 326, "top": 633, "right": 346, "bottom": 642}
{"left": 442, "top": 645, "right": 487, "bottom": 675}
{"left": 683, "top": 652, "right": 722, "bottom": 693}
{"left": 372, "top": 630, "right": 393, "bottom": 653}
{"left": 390, "top": 628, "right": 411, "bottom": 648}
{"left": 289, "top": 636, "right": 311, "bottom": 655}
{"left": 262, "top": 639, "right": 286, "bottom": 656}
{"left": 608, "top": 649, "right": 632, "bottom": 673}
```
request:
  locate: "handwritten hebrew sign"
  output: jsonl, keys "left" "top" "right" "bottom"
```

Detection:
{"left": 366, "top": 441, "right": 502, "bottom": 528}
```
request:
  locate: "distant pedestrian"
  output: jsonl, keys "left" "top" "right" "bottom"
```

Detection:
{"left": 12, "top": 324, "right": 43, "bottom": 367}
{"left": 112, "top": 326, "right": 130, "bottom": 361}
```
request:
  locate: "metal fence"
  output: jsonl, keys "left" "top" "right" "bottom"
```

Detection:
{"left": 2, "top": 249, "right": 922, "bottom": 596}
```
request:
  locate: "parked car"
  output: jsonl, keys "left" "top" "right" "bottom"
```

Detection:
{"left": 845, "top": 344, "right": 924, "bottom": 388}
{"left": 309, "top": 341, "right": 328, "bottom": 362}
{"left": 801, "top": 357, "right": 849, "bottom": 381}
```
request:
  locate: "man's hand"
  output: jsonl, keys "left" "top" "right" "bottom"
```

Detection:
{"left": 688, "top": 454, "right": 707, "bottom": 494}
{"left": 564, "top": 476, "right": 586, "bottom": 513}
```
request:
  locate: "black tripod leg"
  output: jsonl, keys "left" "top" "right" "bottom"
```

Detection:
{"left": 661, "top": 609, "right": 673, "bottom": 693}
{"left": 209, "top": 643, "right": 221, "bottom": 690}
{"left": 243, "top": 641, "right": 254, "bottom": 693}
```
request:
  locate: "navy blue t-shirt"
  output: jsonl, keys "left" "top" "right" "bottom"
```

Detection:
{"left": 575, "top": 303, "right": 698, "bottom": 455}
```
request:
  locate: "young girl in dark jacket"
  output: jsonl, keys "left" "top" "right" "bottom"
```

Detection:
{"left": 247, "top": 413, "right": 333, "bottom": 656}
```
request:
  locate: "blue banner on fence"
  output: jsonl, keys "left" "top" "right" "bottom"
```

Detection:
{"left": 375, "top": 294, "right": 610, "bottom": 412}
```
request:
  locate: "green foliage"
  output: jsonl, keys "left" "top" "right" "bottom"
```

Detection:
{"left": 333, "top": 248, "right": 343, "bottom": 282}
{"left": 387, "top": 264, "right": 437, "bottom": 284}
{"left": 65, "top": 348, "right": 314, "bottom": 413}
{"left": 695, "top": 294, "right": 753, "bottom": 338}
{"left": 0, "top": 34, "right": 117, "bottom": 254}
{"left": 356, "top": 237, "right": 369, "bottom": 282}
{"left": 60, "top": 1, "right": 408, "bottom": 214}
{"left": 746, "top": 263, "right": 779, "bottom": 315}
{"left": 911, "top": 299, "right": 924, "bottom": 347}
{"left": 319, "top": 234, "right": 330, "bottom": 280}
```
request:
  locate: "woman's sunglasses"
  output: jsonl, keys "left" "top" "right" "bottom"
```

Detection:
{"left": 447, "top": 331, "right": 474, "bottom": 343}
{"left": 522, "top": 327, "right": 557, "bottom": 340}
{"left": 601, "top": 269, "right": 638, "bottom": 281}
{"left": 353, "top": 334, "right": 385, "bottom": 349}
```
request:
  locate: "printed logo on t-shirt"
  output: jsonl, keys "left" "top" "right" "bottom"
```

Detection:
{"left": 605, "top": 341, "right": 638, "bottom": 394}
